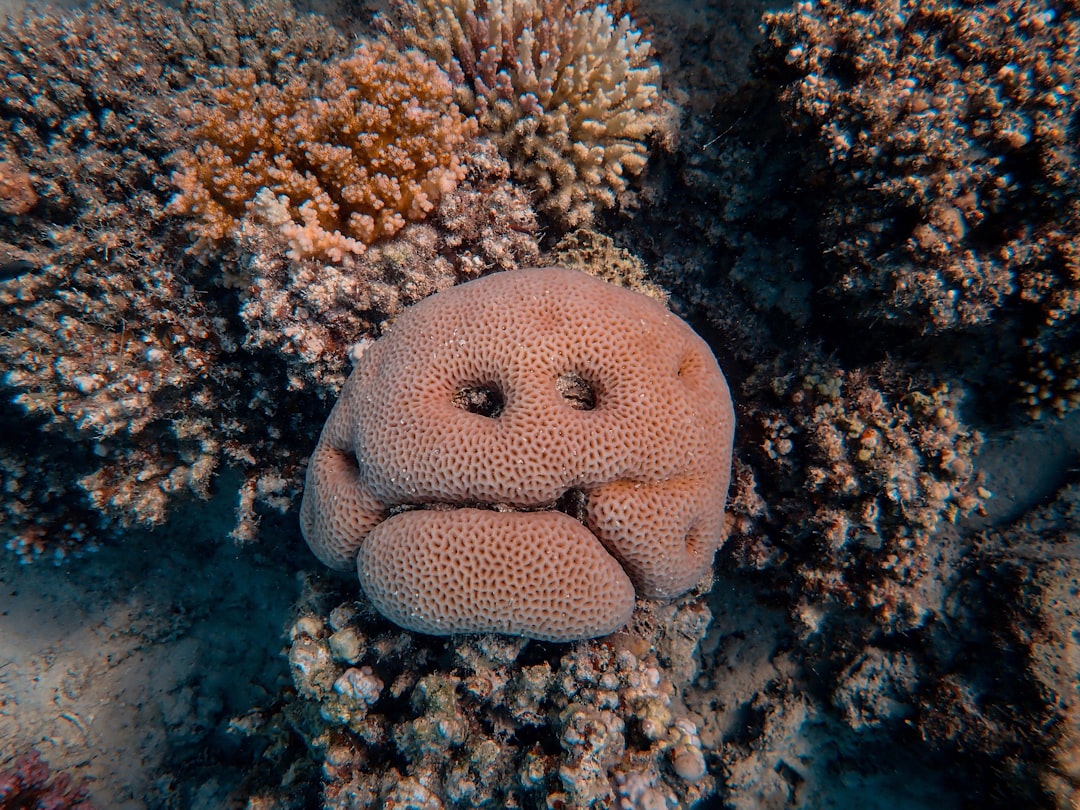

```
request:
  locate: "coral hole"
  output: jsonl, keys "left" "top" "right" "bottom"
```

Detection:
{"left": 556, "top": 371, "right": 598, "bottom": 410}
{"left": 452, "top": 382, "right": 505, "bottom": 418}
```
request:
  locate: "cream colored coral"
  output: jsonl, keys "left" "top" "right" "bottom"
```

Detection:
{"left": 391, "top": 0, "right": 664, "bottom": 226}
{"left": 300, "top": 267, "right": 735, "bottom": 641}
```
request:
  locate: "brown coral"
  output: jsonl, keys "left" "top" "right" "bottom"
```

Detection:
{"left": 728, "top": 355, "right": 985, "bottom": 633}
{"left": 170, "top": 41, "right": 477, "bottom": 261}
{"left": 301, "top": 267, "right": 735, "bottom": 641}
{"left": 0, "top": 0, "right": 349, "bottom": 556}
{"left": 759, "top": 0, "right": 1080, "bottom": 414}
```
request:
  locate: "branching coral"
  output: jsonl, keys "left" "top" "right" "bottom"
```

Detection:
{"left": 759, "top": 0, "right": 1080, "bottom": 414}
{"left": 170, "top": 41, "right": 476, "bottom": 261}
{"left": 281, "top": 583, "right": 716, "bottom": 808}
{"left": 727, "top": 355, "right": 986, "bottom": 634}
{"left": 0, "top": 0, "right": 350, "bottom": 555}
{"left": 235, "top": 138, "right": 540, "bottom": 397}
{"left": 388, "top": 0, "right": 669, "bottom": 227}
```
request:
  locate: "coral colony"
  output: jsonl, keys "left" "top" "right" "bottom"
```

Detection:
{"left": 300, "top": 268, "right": 735, "bottom": 640}
{"left": 0, "top": 0, "right": 1078, "bottom": 807}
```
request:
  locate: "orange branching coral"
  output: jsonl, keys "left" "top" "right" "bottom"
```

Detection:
{"left": 388, "top": 0, "right": 667, "bottom": 228}
{"left": 170, "top": 41, "right": 477, "bottom": 262}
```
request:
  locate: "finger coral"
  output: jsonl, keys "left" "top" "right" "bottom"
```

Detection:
{"left": 388, "top": 0, "right": 668, "bottom": 227}
{"left": 301, "top": 267, "right": 735, "bottom": 641}
{"left": 170, "top": 41, "right": 477, "bottom": 262}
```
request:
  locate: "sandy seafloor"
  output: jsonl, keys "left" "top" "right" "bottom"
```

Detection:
{"left": 2, "top": 413, "right": 1078, "bottom": 807}
{"left": 1, "top": 0, "right": 1079, "bottom": 806}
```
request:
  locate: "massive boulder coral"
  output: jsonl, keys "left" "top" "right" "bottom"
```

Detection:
{"left": 170, "top": 40, "right": 476, "bottom": 261}
{"left": 388, "top": 0, "right": 669, "bottom": 227}
{"left": 301, "top": 267, "right": 735, "bottom": 641}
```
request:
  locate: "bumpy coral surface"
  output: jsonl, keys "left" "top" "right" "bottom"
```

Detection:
{"left": 759, "top": 0, "right": 1080, "bottom": 414}
{"left": 0, "top": 0, "right": 351, "bottom": 555}
{"left": 301, "top": 267, "right": 735, "bottom": 641}
{"left": 389, "top": 0, "right": 668, "bottom": 227}
{"left": 171, "top": 40, "right": 476, "bottom": 261}
{"left": 284, "top": 585, "right": 716, "bottom": 809}
{"left": 236, "top": 138, "right": 540, "bottom": 398}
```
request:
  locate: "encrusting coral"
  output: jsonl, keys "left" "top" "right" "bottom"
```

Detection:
{"left": 171, "top": 40, "right": 476, "bottom": 262}
{"left": 301, "top": 267, "right": 735, "bottom": 641}
{"left": 0, "top": 750, "right": 95, "bottom": 810}
{"left": 387, "top": 0, "right": 670, "bottom": 228}
{"left": 759, "top": 0, "right": 1080, "bottom": 415}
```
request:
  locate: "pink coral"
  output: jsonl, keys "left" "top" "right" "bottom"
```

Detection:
{"left": 301, "top": 267, "right": 735, "bottom": 641}
{"left": 0, "top": 751, "right": 95, "bottom": 810}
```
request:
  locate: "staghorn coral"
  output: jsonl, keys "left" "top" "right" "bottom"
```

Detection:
{"left": 388, "top": 0, "right": 669, "bottom": 228}
{"left": 727, "top": 353, "right": 986, "bottom": 634}
{"left": 0, "top": 750, "right": 95, "bottom": 810}
{"left": 300, "top": 268, "right": 735, "bottom": 641}
{"left": 283, "top": 580, "right": 716, "bottom": 809}
{"left": 759, "top": 0, "right": 1080, "bottom": 413}
{"left": 235, "top": 137, "right": 540, "bottom": 398}
{"left": 170, "top": 41, "right": 476, "bottom": 262}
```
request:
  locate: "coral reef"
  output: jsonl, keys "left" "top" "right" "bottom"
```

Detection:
{"left": 0, "top": 0, "right": 349, "bottom": 554}
{"left": 758, "top": 0, "right": 1080, "bottom": 413}
{"left": 283, "top": 579, "right": 717, "bottom": 808}
{"left": 388, "top": 0, "right": 670, "bottom": 227}
{"left": 301, "top": 268, "right": 735, "bottom": 640}
{"left": 0, "top": 750, "right": 95, "bottom": 810}
{"left": 170, "top": 41, "right": 476, "bottom": 262}
{"left": 726, "top": 354, "right": 986, "bottom": 634}
{"left": 235, "top": 138, "right": 540, "bottom": 398}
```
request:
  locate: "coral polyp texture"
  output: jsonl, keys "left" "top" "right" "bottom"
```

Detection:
{"left": 171, "top": 40, "right": 476, "bottom": 262}
{"left": 0, "top": 0, "right": 354, "bottom": 556}
{"left": 301, "top": 267, "right": 735, "bottom": 641}
{"left": 759, "top": 0, "right": 1080, "bottom": 413}
{"left": 389, "top": 0, "right": 667, "bottom": 227}
{"left": 728, "top": 355, "right": 985, "bottom": 634}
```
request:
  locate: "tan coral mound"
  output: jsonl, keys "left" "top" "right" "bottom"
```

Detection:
{"left": 300, "top": 267, "right": 735, "bottom": 642}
